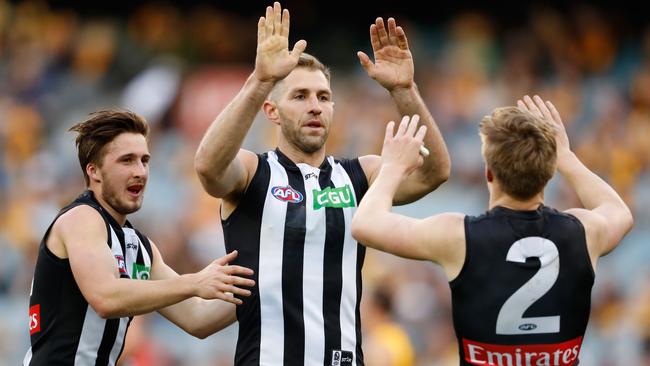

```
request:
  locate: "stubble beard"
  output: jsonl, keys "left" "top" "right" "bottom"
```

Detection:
{"left": 280, "top": 119, "right": 329, "bottom": 154}
{"left": 101, "top": 179, "right": 142, "bottom": 215}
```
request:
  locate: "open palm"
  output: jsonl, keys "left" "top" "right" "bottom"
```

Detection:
{"left": 358, "top": 17, "right": 414, "bottom": 91}
{"left": 255, "top": 2, "right": 306, "bottom": 82}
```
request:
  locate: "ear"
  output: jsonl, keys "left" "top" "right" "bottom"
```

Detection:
{"left": 86, "top": 163, "right": 101, "bottom": 183}
{"left": 262, "top": 100, "right": 281, "bottom": 126}
{"left": 486, "top": 167, "right": 494, "bottom": 183}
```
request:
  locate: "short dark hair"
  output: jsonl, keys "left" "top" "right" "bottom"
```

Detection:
{"left": 479, "top": 107, "right": 557, "bottom": 200}
{"left": 69, "top": 110, "right": 149, "bottom": 186}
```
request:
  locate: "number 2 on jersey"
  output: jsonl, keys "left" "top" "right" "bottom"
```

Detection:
{"left": 496, "top": 237, "right": 560, "bottom": 335}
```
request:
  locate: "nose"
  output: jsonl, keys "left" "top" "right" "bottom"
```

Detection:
{"left": 308, "top": 95, "right": 322, "bottom": 115}
{"left": 133, "top": 160, "right": 148, "bottom": 179}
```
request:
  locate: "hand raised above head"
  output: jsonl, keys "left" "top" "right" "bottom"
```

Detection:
{"left": 517, "top": 95, "right": 570, "bottom": 155}
{"left": 255, "top": 2, "right": 307, "bottom": 83}
{"left": 357, "top": 17, "right": 414, "bottom": 92}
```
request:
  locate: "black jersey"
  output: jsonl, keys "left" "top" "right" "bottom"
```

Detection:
{"left": 24, "top": 190, "right": 153, "bottom": 366}
{"left": 450, "top": 205, "right": 594, "bottom": 366}
{"left": 222, "top": 149, "right": 368, "bottom": 366}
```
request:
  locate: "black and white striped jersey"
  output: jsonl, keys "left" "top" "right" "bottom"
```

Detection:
{"left": 24, "top": 190, "right": 153, "bottom": 366}
{"left": 223, "top": 149, "right": 369, "bottom": 366}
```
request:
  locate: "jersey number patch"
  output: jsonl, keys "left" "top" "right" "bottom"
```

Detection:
{"left": 496, "top": 237, "right": 560, "bottom": 335}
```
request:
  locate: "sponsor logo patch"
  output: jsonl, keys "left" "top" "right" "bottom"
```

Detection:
{"left": 271, "top": 186, "right": 303, "bottom": 203}
{"left": 132, "top": 263, "right": 151, "bottom": 280}
{"left": 115, "top": 255, "right": 127, "bottom": 274}
{"left": 462, "top": 336, "right": 583, "bottom": 366}
{"left": 29, "top": 304, "right": 41, "bottom": 335}
{"left": 313, "top": 185, "right": 355, "bottom": 209}
{"left": 331, "top": 350, "right": 353, "bottom": 366}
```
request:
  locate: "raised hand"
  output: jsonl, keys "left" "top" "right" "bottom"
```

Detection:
{"left": 255, "top": 2, "right": 307, "bottom": 83}
{"left": 381, "top": 115, "right": 427, "bottom": 176}
{"left": 357, "top": 17, "right": 414, "bottom": 92}
{"left": 517, "top": 95, "right": 570, "bottom": 156}
{"left": 193, "top": 250, "right": 255, "bottom": 305}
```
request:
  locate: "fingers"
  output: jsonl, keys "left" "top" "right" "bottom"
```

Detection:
{"left": 533, "top": 95, "right": 554, "bottom": 122}
{"left": 357, "top": 51, "right": 374, "bottom": 73}
{"left": 369, "top": 24, "right": 381, "bottom": 52}
{"left": 546, "top": 101, "right": 563, "bottom": 125}
{"left": 214, "top": 250, "right": 238, "bottom": 266}
{"left": 258, "top": 17, "right": 265, "bottom": 44}
{"left": 415, "top": 125, "right": 427, "bottom": 142}
{"left": 396, "top": 25, "right": 409, "bottom": 50}
{"left": 406, "top": 114, "right": 420, "bottom": 136}
{"left": 395, "top": 115, "right": 409, "bottom": 136}
{"left": 384, "top": 121, "right": 395, "bottom": 144}
{"left": 375, "top": 17, "right": 389, "bottom": 47}
{"left": 281, "top": 8, "right": 290, "bottom": 38}
{"left": 387, "top": 17, "right": 397, "bottom": 44}
{"left": 265, "top": 5, "right": 273, "bottom": 37}
{"left": 517, "top": 99, "right": 528, "bottom": 112}
{"left": 272, "top": 2, "right": 282, "bottom": 37}
{"left": 523, "top": 95, "right": 543, "bottom": 118}
{"left": 223, "top": 264, "right": 255, "bottom": 276}
{"left": 291, "top": 39, "right": 307, "bottom": 58}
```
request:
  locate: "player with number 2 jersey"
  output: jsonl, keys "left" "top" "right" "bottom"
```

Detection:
{"left": 351, "top": 96, "right": 633, "bottom": 365}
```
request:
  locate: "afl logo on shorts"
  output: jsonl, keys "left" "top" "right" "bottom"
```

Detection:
{"left": 272, "top": 186, "right": 303, "bottom": 203}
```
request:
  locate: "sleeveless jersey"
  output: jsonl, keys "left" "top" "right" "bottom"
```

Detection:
{"left": 24, "top": 190, "right": 153, "bottom": 366}
{"left": 223, "top": 149, "right": 369, "bottom": 366}
{"left": 451, "top": 205, "right": 595, "bottom": 366}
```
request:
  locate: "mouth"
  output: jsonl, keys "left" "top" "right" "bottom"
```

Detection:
{"left": 126, "top": 183, "right": 144, "bottom": 197}
{"left": 303, "top": 120, "right": 324, "bottom": 131}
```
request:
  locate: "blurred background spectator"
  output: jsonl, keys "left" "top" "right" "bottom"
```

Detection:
{"left": 0, "top": 1, "right": 648, "bottom": 365}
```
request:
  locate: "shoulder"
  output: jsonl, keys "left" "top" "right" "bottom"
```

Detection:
{"left": 563, "top": 208, "right": 606, "bottom": 254}
{"left": 54, "top": 204, "right": 107, "bottom": 236}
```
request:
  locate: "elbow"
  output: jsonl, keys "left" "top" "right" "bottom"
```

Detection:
{"left": 623, "top": 207, "right": 635, "bottom": 234}
{"left": 431, "top": 160, "right": 451, "bottom": 190}
{"left": 194, "top": 153, "right": 212, "bottom": 182}
{"left": 90, "top": 297, "right": 121, "bottom": 319}
{"left": 351, "top": 215, "right": 370, "bottom": 245}
{"left": 189, "top": 327, "right": 212, "bottom": 340}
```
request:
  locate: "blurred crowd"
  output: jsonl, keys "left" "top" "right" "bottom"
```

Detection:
{"left": 0, "top": 1, "right": 649, "bottom": 365}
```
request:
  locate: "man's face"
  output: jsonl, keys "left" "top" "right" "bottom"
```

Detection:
{"left": 95, "top": 133, "right": 150, "bottom": 215}
{"left": 274, "top": 68, "right": 334, "bottom": 153}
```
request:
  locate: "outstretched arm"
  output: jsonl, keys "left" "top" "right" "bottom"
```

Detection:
{"left": 154, "top": 249, "right": 255, "bottom": 339}
{"left": 195, "top": 2, "right": 307, "bottom": 199}
{"left": 357, "top": 18, "right": 450, "bottom": 204}
{"left": 60, "top": 206, "right": 255, "bottom": 320}
{"left": 518, "top": 95, "right": 633, "bottom": 259}
{"left": 351, "top": 116, "right": 465, "bottom": 280}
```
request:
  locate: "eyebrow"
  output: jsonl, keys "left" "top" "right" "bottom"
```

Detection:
{"left": 290, "top": 87, "right": 332, "bottom": 95}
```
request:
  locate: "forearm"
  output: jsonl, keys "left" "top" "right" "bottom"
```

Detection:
{"left": 194, "top": 72, "right": 275, "bottom": 178}
{"left": 91, "top": 274, "right": 197, "bottom": 318}
{"left": 159, "top": 298, "right": 236, "bottom": 339}
{"left": 390, "top": 85, "right": 450, "bottom": 187}
{"left": 558, "top": 152, "right": 627, "bottom": 211}
{"left": 352, "top": 166, "right": 405, "bottom": 250}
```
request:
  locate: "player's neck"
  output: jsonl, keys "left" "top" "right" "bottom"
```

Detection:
{"left": 89, "top": 187, "right": 128, "bottom": 226}
{"left": 277, "top": 141, "right": 326, "bottom": 168}
{"left": 488, "top": 187, "right": 544, "bottom": 211}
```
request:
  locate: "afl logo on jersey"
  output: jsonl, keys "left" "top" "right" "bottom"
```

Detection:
{"left": 271, "top": 186, "right": 303, "bottom": 203}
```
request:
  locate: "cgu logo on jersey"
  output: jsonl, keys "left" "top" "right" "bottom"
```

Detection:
{"left": 115, "top": 255, "right": 127, "bottom": 275}
{"left": 272, "top": 186, "right": 304, "bottom": 203}
{"left": 313, "top": 185, "right": 355, "bottom": 210}
{"left": 132, "top": 263, "right": 151, "bottom": 280}
{"left": 29, "top": 304, "right": 41, "bottom": 335}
